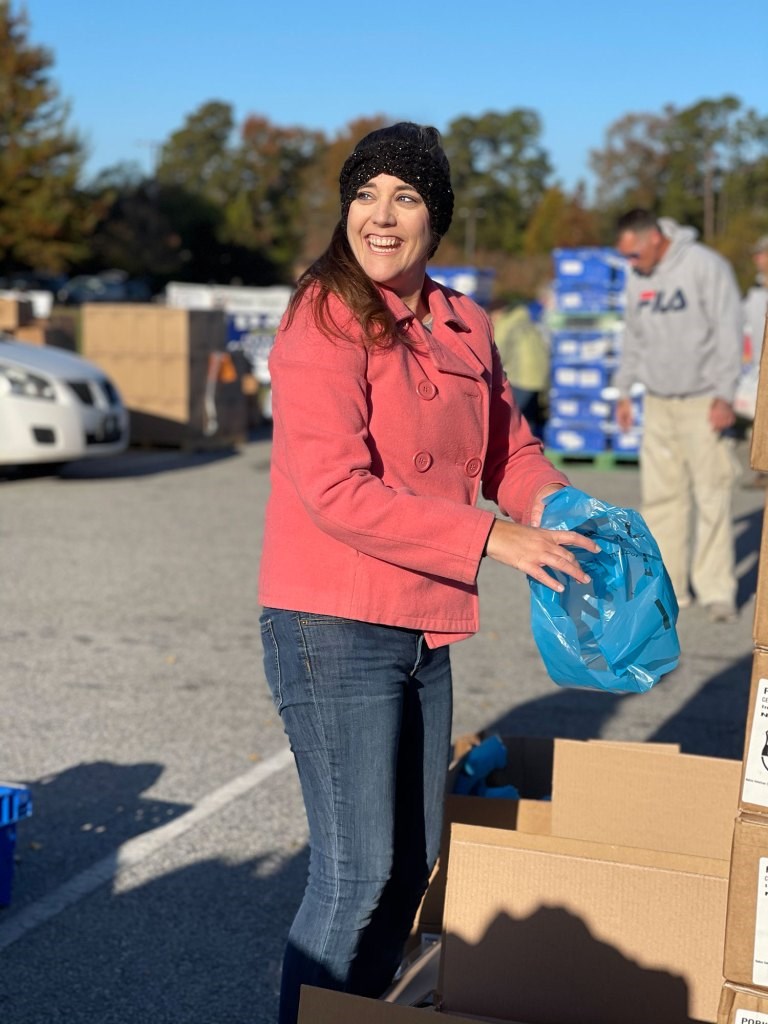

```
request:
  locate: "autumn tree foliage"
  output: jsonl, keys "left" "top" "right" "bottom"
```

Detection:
{"left": 0, "top": 1, "right": 88, "bottom": 273}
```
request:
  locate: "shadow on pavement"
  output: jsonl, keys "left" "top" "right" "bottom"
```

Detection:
{"left": 0, "top": 846, "right": 306, "bottom": 1024}
{"left": 736, "top": 505, "right": 764, "bottom": 608}
{"left": 646, "top": 650, "right": 752, "bottom": 759}
{"left": 3, "top": 761, "right": 191, "bottom": 913}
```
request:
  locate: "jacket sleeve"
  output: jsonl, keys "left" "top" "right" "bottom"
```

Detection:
{"left": 270, "top": 303, "right": 494, "bottom": 586}
{"left": 701, "top": 252, "right": 743, "bottom": 404}
{"left": 481, "top": 332, "right": 569, "bottom": 523}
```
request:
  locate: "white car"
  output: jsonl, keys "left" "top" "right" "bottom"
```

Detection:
{"left": 0, "top": 338, "right": 129, "bottom": 466}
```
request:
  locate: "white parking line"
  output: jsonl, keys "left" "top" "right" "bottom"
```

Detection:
{"left": 0, "top": 746, "right": 294, "bottom": 951}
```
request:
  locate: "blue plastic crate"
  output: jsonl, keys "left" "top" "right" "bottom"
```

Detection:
{"left": 429, "top": 266, "right": 496, "bottom": 306}
{"left": 0, "top": 784, "right": 33, "bottom": 907}
{"left": 553, "top": 286, "right": 625, "bottom": 314}
{"left": 544, "top": 420, "right": 607, "bottom": 454}
{"left": 551, "top": 363, "right": 611, "bottom": 395}
{"left": 553, "top": 248, "right": 627, "bottom": 291}
{"left": 550, "top": 330, "right": 617, "bottom": 364}
{"left": 549, "top": 393, "right": 613, "bottom": 421}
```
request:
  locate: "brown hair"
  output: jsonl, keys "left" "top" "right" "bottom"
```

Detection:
{"left": 284, "top": 222, "right": 400, "bottom": 348}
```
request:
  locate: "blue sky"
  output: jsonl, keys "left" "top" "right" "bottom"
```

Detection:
{"left": 22, "top": 0, "right": 768, "bottom": 192}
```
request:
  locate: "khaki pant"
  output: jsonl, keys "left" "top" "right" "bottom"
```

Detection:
{"left": 640, "top": 393, "right": 738, "bottom": 607}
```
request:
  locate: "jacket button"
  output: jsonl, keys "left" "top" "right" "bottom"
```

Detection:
{"left": 417, "top": 380, "right": 437, "bottom": 400}
{"left": 465, "top": 457, "right": 482, "bottom": 477}
{"left": 413, "top": 450, "right": 433, "bottom": 472}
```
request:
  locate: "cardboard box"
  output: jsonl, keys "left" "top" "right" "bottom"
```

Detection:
{"left": 753, "top": 502, "right": 768, "bottom": 649}
{"left": 412, "top": 736, "right": 556, "bottom": 944}
{"left": 81, "top": 304, "right": 247, "bottom": 447}
{"left": 440, "top": 823, "right": 729, "bottom": 1024}
{"left": 413, "top": 737, "right": 688, "bottom": 946}
{"left": 298, "top": 985, "right": 495, "bottom": 1023}
{"left": 11, "top": 319, "right": 54, "bottom": 348}
{"left": 718, "top": 981, "right": 768, "bottom": 1024}
{"left": 551, "top": 739, "right": 741, "bottom": 861}
{"left": 738, "top": 651, "right": 768, "bottom": 816}
{"left": 723, "top": 814, "right": 768, "bottom": 989}
{"left": 0, "top": 296, "right": 33, "bottom": 331}
{"left": 751, "top": 320, "right": 768, "bottom": 473}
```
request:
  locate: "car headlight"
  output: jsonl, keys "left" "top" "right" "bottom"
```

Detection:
{"left": 0, "top": 363, "right": 57, "bottom": 400}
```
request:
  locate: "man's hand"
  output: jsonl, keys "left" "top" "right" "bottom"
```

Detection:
{"left": 709, "top": 397, "right": 736, "bottom": 432}
{"left": 616, "top": 396, "right": 634, "bottom": 433}
{"left": 484, "top": 517, "right": 600, "bottom": 592}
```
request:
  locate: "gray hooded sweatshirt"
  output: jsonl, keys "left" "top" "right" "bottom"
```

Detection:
{"left": 614, "top": 218, "right": 743, "bottom": 403}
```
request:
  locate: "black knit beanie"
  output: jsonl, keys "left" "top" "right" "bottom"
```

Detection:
{"left": 339, "top": 123, "right": 454, "bottom": 243}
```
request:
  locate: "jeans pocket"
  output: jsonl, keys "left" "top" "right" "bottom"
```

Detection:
{"left": 260, "top": 614, "right": 283, "bottom": 711}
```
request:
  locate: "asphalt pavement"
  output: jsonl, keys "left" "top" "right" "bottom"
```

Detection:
{"left": 0, "top": 432, "right": 764, "bottom": 1023}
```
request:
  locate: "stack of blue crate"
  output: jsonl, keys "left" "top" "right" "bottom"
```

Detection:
{"left": 0, "top": 783, "right": 33, "bottom": 906}
{"left": 551, "top": 248, "right": 626, "bottom": 315}
{"left": 544, "top": 248, "right": 634, "bottom": 457}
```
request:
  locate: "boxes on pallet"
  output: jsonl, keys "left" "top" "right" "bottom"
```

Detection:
{"left": 553, "top": 247, "right": 627, "bottom": 292}
{"left": 0, "top": 784, "right": 33, "bottom": 907}
{"left": 549, "top": 392, "right": 614, "bottom": 422}
{"left": 544, "top": 419, "right": 607, "bottom": 454}
{"left": 550, "top": 329, "right": 618, "bottom": 364}
{"left": 429, "top": 266, "right": 495, "bottom": 307}
{"left": 550, "top": 362, "right": 611, "bottom": 394}
{"left": 0, "top": 296, "right": 34, "bottom": 331}
{"left": 611, "top": 429, "right": 643, "bottom": 454}
{"left": 81, "top": 304, "right": 248, "bottom": 448}
{"left": 553, "top": 286, "right": 625, "bottom": 314}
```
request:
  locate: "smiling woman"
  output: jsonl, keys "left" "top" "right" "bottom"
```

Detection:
{"left": 256, "top": 121, "right": 597, "bottom": 1024}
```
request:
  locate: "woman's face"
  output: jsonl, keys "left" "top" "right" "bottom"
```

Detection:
{"left": 346, "top": 173, "right": 432, "bottom": 302}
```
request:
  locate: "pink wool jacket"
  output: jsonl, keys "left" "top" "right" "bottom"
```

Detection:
{"left": 258, "top": 276, "right": 568, "bottom": 647}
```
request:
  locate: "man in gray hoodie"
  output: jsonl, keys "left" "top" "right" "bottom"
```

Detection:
{"left": 614, "top": 208, "right": 742, "bottom": 622}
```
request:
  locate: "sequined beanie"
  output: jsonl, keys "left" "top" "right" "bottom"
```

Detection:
{"left": 338, "top": 123, "right": 454, "bottom": 247}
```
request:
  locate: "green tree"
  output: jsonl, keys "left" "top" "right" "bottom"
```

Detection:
{"left": 523, "top": 186, "right": 600, "bottom": 254}
{"left": 156, "top": 100, "right": 237, "bottom": 208}
{"left": 589, "top": 110, "right": 670, "bottom": 219}
{"left": 444, "top": 110, "right": 552, "bottom": 257}
{"left": 0, "top": 1, "right": 87, "bottom": 273}
{"left": 237, "top": 115, "right": 323, "bottom": 275}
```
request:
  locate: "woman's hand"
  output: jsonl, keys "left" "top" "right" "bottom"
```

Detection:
{"left": 530, "top": 482, "right": 565, "bottom": 528}
{"left": 485, "top": 517, "right": 600, "bottom": 592}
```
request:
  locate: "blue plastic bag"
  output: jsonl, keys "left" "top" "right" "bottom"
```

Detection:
{"left": 529, "top": 486, "right": 680, "bottom": 693}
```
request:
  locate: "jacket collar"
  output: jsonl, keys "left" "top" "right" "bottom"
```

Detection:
{"left": 378, "top": 276, "right": 471, "bottom": 333}
{"left": 377, "top": 278, "right": 484, "bottom": 381}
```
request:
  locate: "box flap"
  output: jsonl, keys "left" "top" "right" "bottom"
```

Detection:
{"left": 551, "top": 739, "right": 740, "bottom": 860}
{"left": 297, "top": 985, "right": 484, "bottom": 1022}
{"left": 440, "top": 823, "right": 728, "bottom": 1024}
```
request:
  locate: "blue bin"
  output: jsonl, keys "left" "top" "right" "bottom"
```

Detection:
{"left": 553, "top": 248, "right": 627, "bottom": 291}
{"left": 0, "top": 784, "right": 33, "bottom": 907}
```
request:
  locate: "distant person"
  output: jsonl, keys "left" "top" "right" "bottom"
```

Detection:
{"left": 614, "top": 208, "right": 743, "bottom": 622}
{"left": 491, "top": 299, "right": 550, "bottom": 438}
{"left": 258, "top": 121, "right": 598, "bottom": 1024}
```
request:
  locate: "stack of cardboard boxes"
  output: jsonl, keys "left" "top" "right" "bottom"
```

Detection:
{"left": 718, "top": 317, "right": 768, "bottom": 1024}
{"left": 295, "top": 314, "right": 768, "bottom": 1023}
{"left": 0, "top": 296, "right": 34, "bottom": 336}
{"left": 81, "top": 304, "right": 248, "bottom": 448}
{"left": 297, "top": 734, "right": 744, "bottom": 1023}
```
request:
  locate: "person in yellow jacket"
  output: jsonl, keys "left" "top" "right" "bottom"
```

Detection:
{"left": 491, "top": 299, "right": 550, "bottom": 438}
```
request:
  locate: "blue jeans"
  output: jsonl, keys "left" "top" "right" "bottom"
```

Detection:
{"left": 260, "top": 609, "right": 453, "bottom": 1024}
